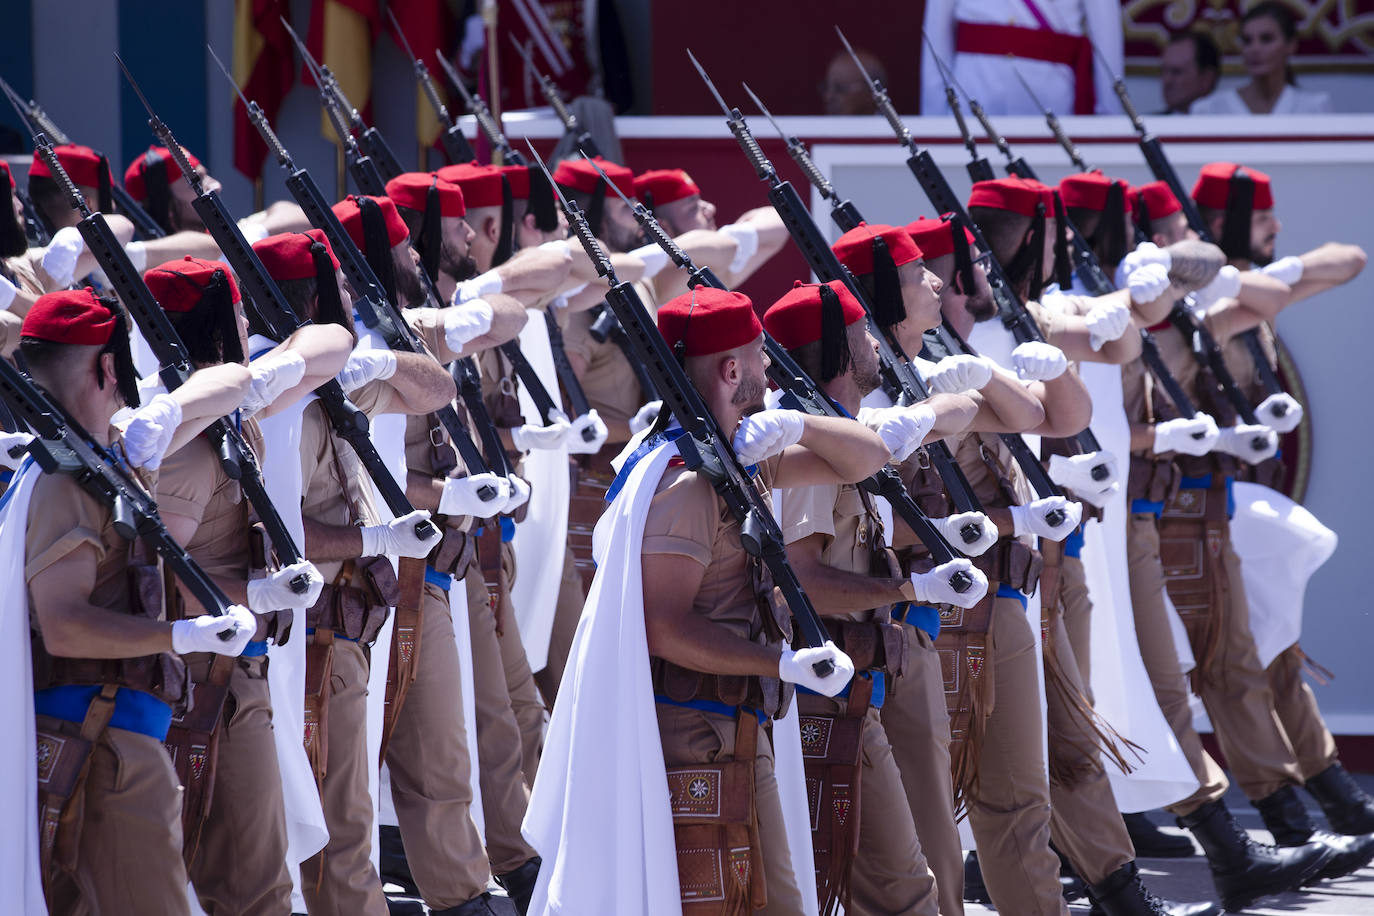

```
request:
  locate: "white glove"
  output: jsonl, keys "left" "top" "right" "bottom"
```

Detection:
{"left": 566, "top": 409, "right": 610, "bottom": 455}
{"left": 122, "top": 392, "right": 182, "bottom": 470}
{"left": 443, "top": 299, "right": 494, "bottom": 351}
{"left": 511, "top": 415, "right": 572, "bottom": 451}
{"left": 0, "top": 431, "right": 33, "bottom": 470}
{"left": 628, "top": 243, "right": 670, "bottom": 279}
{"left": 453, "top": 269, "right": 503, "bottom": 304}
{"left": 124, "top": 240, "right": 147, "bottom": 274}
{"left": 719, "top": 222, "right": 760, "bottom": 274}
{"left": 1261, "top": 255, "right": 1304, "bottom": 286}
{"left": 777, "top": 641, "right": 855, "bottom": 697}
{"left": 866, "top": 405, "right": 935, "bottom": 463}
{"left": 1010, "top": 341, "right": 1068, "bottom": 381}
{"left": 1214, "top": 424, "right": 1279, "bottom": 464}
{"left": 337, "top": 348, "right": 397, "bottom": 392}
{"left": 237, "top": 220, "right": 271, "bottom": 245}
{"left": 439, "top": 472, "right": 511, "bottom": 517}
{"left": 1256, "top": 392, "right": 1303, "bottom": 434}
{"left": 1125, "top": 262, "right": 1171, "bottom": 308}
{"left": 934, "top": 511, "right": 999, "bottom": 557}
{"left": 241, "top": 350, "right": 306, "bottom": 417}
{"left": 41, "top": 226, "right": 85, "bottom": 286}
{"left": 1192, "top": 264, "right": 1242, "bottom": 308}
{"left": 501, "top": 475, "right": 531, "bottom": 514}
{"left": 1009, "top": 496, "right": 1082, "bottom": 541}
{"left": 926, "top": 354, "right": 994, "bottom": 394}
{"left": 731, "top": 409, "right": 805, "bottom": 465}
{"left": 0, "top": 271, "right": 15, "bottom": 312}
{"left": 1153, "top": 414, "right": 1220, "bottom": 456}
{"left": 171, "top": 605, "right": 255, "bottom": 657}
{"left": 246, "top": 560, "right": 325, "bottom": 612}
{"left": 1120, "top": 241, "right": 1171, "bottom": 278}
{"left": 1048, "top": 451, "right": 1120, "bottom": 498}
{"left": 629, "top": 400, "right": 662, "bottom": 435}
{"left": 909, "top": 559, "right": 988, "bottom": 609}
{"left": 359, "top": 509, "right": 443, "bottom": 559}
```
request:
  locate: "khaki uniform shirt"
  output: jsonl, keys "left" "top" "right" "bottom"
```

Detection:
{"left": 781, "top": 480, "right": 888, "bottom": 625}
{"left": 562, "top": 279, "right": 658, "bottom": 442}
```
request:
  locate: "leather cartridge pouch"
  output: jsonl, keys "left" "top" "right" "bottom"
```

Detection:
{"left": 972, "top": 539, "right": 1043, "bottom": 595}
{"left": 34, "top": 684, "right": 119, "bottom": 887}
{"left": 1127, "top": 455, "right": 1181, "bottom": 505}
{"left": 304, "top": 557, "right": 397, "bottom": 645}
{"left": 1158, "top": 479, "right": 1230, "bottom": 691}
{"left": 303, "top": 628, "right": 335, "bottom": 788}
{"left": 430, "top": 524, "right": 476, "bottom": 577}
{"left": 568, "top": 451, "right": 616, "bottom": 591}
{"left": 822, "top": 618, "right": 909, "bottom": 679}
{"left": 669, "top": 713, "right": 766, "bottom": 916}
{"left": 165, "top": 654, "right": 234, "bottom": 868}
{"left": 380, "top": 556, "right": 427, "bottom": 765}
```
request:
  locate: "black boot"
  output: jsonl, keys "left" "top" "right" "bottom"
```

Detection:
{"left": 1254, "top": 784, "right": 1374, "bottom": 881}
{"left": 429, "top": 893, "right": 502, "bottom": 916}
{"left": 1177, "top": 799, "right": 1336, "bottom": 911}
{"left": 1125, "top": 811, "right": 1197, "bottom": 858}
{"left": 963, "top": 851, "right": 991, "bottom": 904}
{"left": 1086, "top": 860, "right": 1223, "bottom": 915}
{"left": 496, "top": 856, "right": 541, "bottom": 915}
{"left": 1305, "top": 761, "right": 1374, "bottom": 835}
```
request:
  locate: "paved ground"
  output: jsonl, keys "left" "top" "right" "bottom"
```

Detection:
{"left": 966, "top": 773, "right": 1374, "bottom": 915}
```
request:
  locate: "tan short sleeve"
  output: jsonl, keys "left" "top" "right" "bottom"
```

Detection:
{"left": 348, "top": 378, "right": 398, "bottom": 421}
{"left": 25, "top": 473, "right": 106, "bottom": 581}
{"left": 642, "top": 465, "right": 716, "bottom": 568}
{"left": 406, "top": 308, "right": 462, "bottom": 364}
{"left": 780, "top": 481, "right": 838, "bottom": 546}
{"left": 563, "top": 309, "right": 596, "bottom": 364}
{"left": 154, "top": 435, "right": 217, "bottom": 526}
{"left": 298, "top": 402, "right": 330, "bottom": 498}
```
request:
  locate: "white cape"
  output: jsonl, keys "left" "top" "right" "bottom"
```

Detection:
{"left": 0, "top": 460, "right": 53, "bottom": 915}
{"left": 510, "top": 308, "right": 570, "bottom": 672}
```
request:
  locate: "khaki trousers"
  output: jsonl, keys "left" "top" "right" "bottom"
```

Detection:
{"left": 1058, "top": 556, "right": 1093, "bottom": 699}
{"left": 301, "top": 639, "right": 387, "bottom": 916}
{"left": 882, "top": 629, "right": 965, "bottom": 916}
{"left": 45, "top": 726, "right": 191, "bottom": 916}
{"left": 1266, "top": 644, "right": 1338, "bottom": 782}
{"left": 186, "top": 655, "right": 293, "bottom": 916}
{"left": 1126, "top": 514, "right": 1229, "bottom": 815}
{"left": 463, "top": 560, "right": 539, "bottom": 874}
{"left": 496, "top": 541, "right": 546, "bottom": 787}
{"left": 964, "top": 594, "right": 1065, "bottom": 916}
{"left": 384, "top": 583, "right": 492, "bottom": 908}
{"left": 657, "top": 705, "right": 806, "bottom": 916}
{"left": 533, "top": 548, "right": 586, "bottom": 706}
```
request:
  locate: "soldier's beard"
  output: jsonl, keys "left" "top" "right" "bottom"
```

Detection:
{"left": 732, "top": 367, "right": 767, "bottom": 413}
{"left": 445, "top": 244, "right": 479, "bottom": 283}
{"left": 396, "top": 259, "right": 427, "bottom": 307}
{"left": 966, "top": 288, "right": 998, "bottom": 322}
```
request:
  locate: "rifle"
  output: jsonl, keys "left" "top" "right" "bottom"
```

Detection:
{"left": 209, "top": 49, "right": 504, "bottom": 497}
{"left": 1093, "top": 43, "right": 1286, "bottom": 406}
{"left": 509, "top": 36, "right": 602, "bottom": 158}
{"left": 582, "top": 153, "right": 982, "bottom": 567}
{"left": 528, "top": 141, "right": 836, "bottom": 676}
{"left": 385, "top": 8, "right": 477, "bottom": 166}
{"left": 740, "top": 85, "right": 1075, "bottom": 505}
{"left": 921, "top": 37, "right": 997, "bottom": 183}
{"left": 0, "top": 75, "right": 164, "bottom": 240}
{"left": 688, "top": 55, "right": 995, "bottom": 526}
{"left": 434, "top": 53, "right": 524, "bottom": 165}
{"left": 0, "top": 358, "right": 239, "bottom": 634}
{"left": 836, "top": 31, "right": 1108, "bottom": 466}
{"left": 34, "top": 128, "right": 312, "bottom": 595}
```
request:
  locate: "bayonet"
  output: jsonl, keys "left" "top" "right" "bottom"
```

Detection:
{"left": 1012, "top": 62, "right": 1087, "bottom": 171}
{"left": 923, "top": 35, "right": 981, "bottom": 164}
{"left": 434, "top": 52, "right": 523, "bottom": 164}
{"left": 386, "top": 7, "right": 477, "bottom": 165}
{"left": 509, "top": 35, "right": 601, "bottom": 157}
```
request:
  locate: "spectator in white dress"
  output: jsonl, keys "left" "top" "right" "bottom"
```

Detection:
{"left": 1191, "top": 2, "right": 1332, "bottom": 115}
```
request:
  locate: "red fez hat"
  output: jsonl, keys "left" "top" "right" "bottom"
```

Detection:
{"left": 635, "top": 169, "right": 700, "bottom": 207}
{"left": 1192, "top": 162, "right": 1274, "bottom": 210}
{"left": 553, "top": 156, "right": 634, "bottom": 195}
{"left": 1058, "top": 170, "right": 1132, "bottom": 214}
{"left": 332, "top": 195, "right": 409, "bottom": 251}
{"left": 832, "top": 222, "right": 922, "bottom": 276}
{"left": 22, "top": 287, "right": 119, "bottom": 346}
{"left": 386, "top": 172, "right": 466, "bottom": 217}
{"left": 435, "top": 162, "right": 505, "bottom": 209}
{"left": 967, "top": 176, "right": 1054, "bottom": 219}
{"left": 905, "top": 215, "right": 975, "bottom": 260}
{"left": 1130, "top": 182, "right": 1182, "bottom": 221}
{"left": 143, "top": 256, "right": 240, "bottom": 313}
{"left": 763, "top": 280, "right": 866, "bottom": 351}
{"left": 497, "top": 164, "right": 532, "bottom": 200}
{"left": 658, "top": 287, "right": 763, "bottom": 358}
{"left": 29, "top": 143, "right": 106, "bottom": 189}
{"left": 123, "top": 146, "right": 202, "bottom": 202}
{"left": 0, "top": 161, "right": 12, "bottom": 191}
{"left": 253, "top": 229, "right": 340, "bottom": 282}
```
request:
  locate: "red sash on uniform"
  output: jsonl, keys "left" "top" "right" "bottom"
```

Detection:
{"left": 954, "top": 21, "right": 1096, "bottom": 115}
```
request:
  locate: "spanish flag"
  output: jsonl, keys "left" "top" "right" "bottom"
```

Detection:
{"left": 232, "top": 0, "right": 294, "bottom": 180}
{"left": 387, "top": 0, "right": 456, "bottom": 154}
{"left": 306, "top": 0, "right": 380, "bottom": 145}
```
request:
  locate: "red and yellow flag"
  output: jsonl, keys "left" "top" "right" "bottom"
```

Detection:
{"left": 386, "top": 0, "right": 456, "bottom": 152}
{"left": 306, "top": 0, "right": 381, "bottom": 145}
{"left": 232, "top": 0, "right": 294, "bottom": 180}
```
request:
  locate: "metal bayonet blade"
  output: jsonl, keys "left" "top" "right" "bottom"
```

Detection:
{"left": 686, "top": 50, "right": 732, "bottom": 117}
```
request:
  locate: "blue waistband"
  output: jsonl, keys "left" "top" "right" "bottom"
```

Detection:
{"left": 1131, "top": 498, "right": 1165, "bottom": 517}
{"left": 241, "top": 640, "right": 269, "bottom": 657}
{"left": 892, "top": 602, "right": 940, "bottom": 641}
{"left": 997, "top": 583, "right": 1028, "bottom": 608}
{"left": 1179, "top": 474, "right": 1236, "bottom": 517}
{"left": 654, "top": 695, "right": 769, "bottom": 725}
{"left": 305, "top": 626, "right": 359, "bottom": 643}
{"left": 425, "top": 566, "right": 453, "bottom": 592}
{"left": 1063, "top": 527, "right": 1085, "bottom": 559}
{"left": 474, "top": 515, "right": 517, "bottom": 543}
{"left": 797, "top": 670, "right": 886, "bottom": 709}
{"left": 35, "top": 685, "right": 174, "bottom": 741}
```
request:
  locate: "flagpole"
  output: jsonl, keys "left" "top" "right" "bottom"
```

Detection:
{"left": 483, "top": 0, "right": 503, "bottom": 165}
